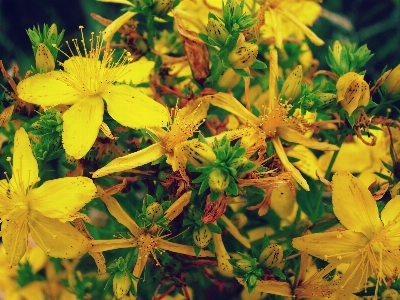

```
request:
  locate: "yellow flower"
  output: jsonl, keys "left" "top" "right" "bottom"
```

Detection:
{"left": 92, "top": 97, "right": 210, "bottom": 179}
{"left": 261, "top": 0, "right": 324, "bottom": 48}
{"left": 0, "top": 128, "right": 96, "bottom": 266}
{"left": 292, "top": 171, "right": 400, "bottom": 298}
{"left": 385, "top": 64, "right": 400, "bottom": 98}
{"left": 336, "top": 72, "right": 370, "bottom": 115}
{"left": 17, "top": 27, "right": 170, "bottom": 159}
{"left": 208, "top": 50, "right": 338, "bottom": 191}
{"left": 91, "top": 188, "right": 214, "bottom": 297}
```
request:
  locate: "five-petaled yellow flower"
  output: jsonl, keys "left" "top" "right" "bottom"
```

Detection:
{"left": 293, "top": 171, "right": 400, "bottom": 298}
{"left": 17, "top": 27, "right": 170, "bottom": 159}
{"left": 208, "top": 50, "right": 338, "bottom": 191}
{"left": 0, "top": 128, "right": 96, "bottom": 266}
{"left": 92, "top": 97, "right": 211, "bottom": 180}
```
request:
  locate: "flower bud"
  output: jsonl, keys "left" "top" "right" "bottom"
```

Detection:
{"left": 382, "top": 289, "right": 400, "bottom": 300}
{"left": 184, "top": 140, "right": 216, "bottom": 167}
{"left": 145, "top": 202, "right": 164, "bottom": 222}
{"left": 27, "top": 29, "right": 41, "bottom": 46}
{"left": 332, "top": 40, "right": 343, "bottom": 67}
{"left": 208, "top": 168, "right": 230, "bottom": 193}
{"left": 236, "top": 258, "right": 253, "bottom": 272}
{"left": 237, "top": 15, "right": 257, "bottom": 30}
{"left": 187, "top": 204, "right": 203, "bottom": 221}
{"left": 230, "top": 156, "right": 248, "bottom": 170}
{"left": 152, "top": 0, "right": 173, "bottom": 17}
{"left": 228, "top": 42, "right": 258, "bottom": 69}
{"left": 259, "top": 244, "right": 283, "bottom": 268}
{"left": 113, "top": 271, "right": 131, "bottom": 299}
{"left": 280, "top": 65, "right": 303, "bottom": 101}
{"left": 336, "top": 72, "right": 370, "bottom": 115}
{"left": 385, "top": 64, "right": 400, "bottom": 99}
{"left": 206, "top": 18, "right": 229, "bottom": 45}
{"left": 46, "top": 23, "right": 59, "bottom": 46}
{"left": 193, "top": 224, "right": 212, "bottom": 248}
{"left": 35, "top": 43, "right": 55, "bottom": 73}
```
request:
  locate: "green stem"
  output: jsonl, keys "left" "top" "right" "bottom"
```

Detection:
{"left": 311, "top": 133, "right": 347, "bottom": 222}
{"left": 370, "top": 97, "right": 399, "bottom": 116}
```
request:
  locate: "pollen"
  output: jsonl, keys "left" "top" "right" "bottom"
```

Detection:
{"left": 54, "top": 26, "right": 132, "bottom": 96}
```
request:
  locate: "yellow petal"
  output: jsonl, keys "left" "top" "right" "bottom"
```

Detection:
{"left": 380, "top": 195, "right": 400, "bottom": 226}
{"left": 98, "top": 0, "right": 134, "bottom": 5}
{"left": 97, "top": 185, "right": 140, "bottom": 237}
{"left": 17, "top": 72, "right": 82, "bottom": 106}
{"left": 28, "top": 211, "right": 90, "bottom": 259}
{"left": 292, "top": 230, "right": 366, "bottom": 263}
{"left": 272, "top": 137, "right": 309, "bottom": 191}
{"left": 28, "top": 177, "right": 96, "bottom": 220}
{"left": 11, "top": 128, "right": 39, "bottom": 192}
{"left": 287, "top": 145, "right": 322, "bottom": 180}
{"left": 332, "top": 172, "right": 383, "bottom": 238}
{"left": 157, "top": 240, "right": 214, "bottom": 257}
{"left": 102, "top": 11, "right": 136, "bottom": 43}
{"left": 277, "top": 7, "right": 324, "bottom": 46}
{"left": 1, "top": 213, "right": 28, "bottom": 266}
{"left": 101, "top": 85, "right": 169, "bottom": 129}
{"left": 62, "top": 96, "right": 104, "bottom": 159}
{"left": 90, "top": 238, "right": 137, "bottom": 252}
{"left": 207, "top": 93, "right": 259, "bottom": 125}
{"left": 277, "top": 127, "right": 339, "bottom": 151}
{"left": 163, "top": 190, "right": 191, "bottom": 222}
{"left": 336, "top": 72, "right": 360, "bottom": 102}
{"left": 116, "top": 60, "right": 155, "bottom": 84}
{"left": 92, "top": 143, "right": 166, "bottom": 178}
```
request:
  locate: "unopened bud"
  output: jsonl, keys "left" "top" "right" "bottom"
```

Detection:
{"left": 385, "top": 64, "right": 400, "bottom": 98}
{"left": 259, "top": 244, "right": 283, "bottom": 268}
{"left": 152, "top": 0, "right": 173, "bottom": 17}
{"left": 35, "top": 43, "right": 55, "bottom": 73}
{"left": 46, "top": 23, "right": 58, "bottom": 46}
{"left": 145, "top": 202, "right": 164, "bottom": 222}
{"left": 184, "top": 140, "right": 216, "bottom": 167}
{"left": 228, "top": 42, "right": 258, "bottom": 69}
{"left": 193, "top": 224, "right": 212, "bottom": 248}
{"left": 382, "top": 289, "right": 400, "bottom": 300}
{"left": 336, "top": 72, "right": 370, "bottom": 115}
{"left": 113, "top": 271, "right": 131, "bottom": 299}
{"left": 206, "top": 18, "right": 229, "bottom": 45}
{"left": 280, "top": 65, "right": 303, "bottom": 101}
{"left": 236, "top": 258, "right": 253, "bottom": 272}
{"left": 208, "top": 168, "right": 230, "bottom": 193}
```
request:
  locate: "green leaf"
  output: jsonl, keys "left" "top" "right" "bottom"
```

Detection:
{"left": 210, "top": 190, "right": 222, "bottom": 202}
{"left": 207, "top": 223, "right": 222, "bottom": 234}
{"left": 261, "top": 234, "right": 270, "bottom": 249}
{"left": 271, "top": 267, "right": 285, "bottom": 280}
{"left": 250, "top": 59, "right": 267, "bottom": 69}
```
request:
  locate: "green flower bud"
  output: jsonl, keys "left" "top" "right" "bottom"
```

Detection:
{"left": 237, "top": 15, "right": 257, "bottom": 30}
{"left": 46, "top": 23, "right": 58, "bottom": 46}
{"left": 187, "top": 204, "right": 203, "bottom": 221}
{"left": 27, "top": 28, "right": 41, "bottom": 46}
{"left": 35, "top": 43, "right": 55, "bottom": 73}
{"left": 113, "top": 271, "right": 131, "bottom": 299}
{"left": 236, "top": 258, "right": 253, "bottom": 272}
{"left": 317, "top": 92, "right": 337, "bottom": 104}
{"left": 228, "top": 42, "right": 258, "bottom": 69}
{"left": 193, "top": 224, "right": 213, "bottom": 248}
{"left": 259, "top": 244, "right": 283, "bottom": 268}
{"left": 152, "top": 0, "right": 173, "bottom": 17}
{"left": 382, "top": 289, "right": 400, "bottom": 300}
{"left": 206, "top": 18, "right": 229, "bottom": 45}
{"left": 145, "top": 202, "right": 164, "bottom": 222}
{"left": 208, "top": 168, "right": 230, "bottom": 193}
{"left": 247, "top": 274, "right": 258, "bottom": 287}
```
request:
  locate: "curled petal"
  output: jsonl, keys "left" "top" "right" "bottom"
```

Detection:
{"left": 102, "top": 11, "right": 136, "bottom": 43}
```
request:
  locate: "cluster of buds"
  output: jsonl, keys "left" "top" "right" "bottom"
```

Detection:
{"left": 26, "top": 23, "right": 64, "bottom": 73}
{"left": 222, "top": 0, "right": 257, "bottom": 33}
{"left": 106, "top": 256, "right": 138, "bottom": 299}
{"left": 191, "top": 136, "right": 256, "bottom": 202}
{"left": 326, "top": 40, "right": 373, "bottom": 76}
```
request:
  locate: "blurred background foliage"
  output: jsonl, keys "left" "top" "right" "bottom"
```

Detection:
{"left": 1, "top": 0, "right": 400, "bottom": 82}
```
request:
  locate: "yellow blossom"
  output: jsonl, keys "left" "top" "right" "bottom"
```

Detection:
{"left": 292, "top": 171, "right": 400, "bottom": 298}
{"left": 92, "top": 97, "right": 211, "bottom": 179}
{"left": 208, "top": 50, "right": 338, "bottom": 191}
{"left": 261, "top": 0, "right": 324, "bottom": 48}
{"left": 0, "top": 128, "right": 96, "bottom": 266}
{"left": 17, "top": 27, "right": 169, "bottom": 159}
{"left": 336, "top": 71, "right": 370, "bottom": 115}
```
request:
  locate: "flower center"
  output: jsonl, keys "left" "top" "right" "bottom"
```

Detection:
{"left": 55, "top": 26, "right": 133, "bottom": 96}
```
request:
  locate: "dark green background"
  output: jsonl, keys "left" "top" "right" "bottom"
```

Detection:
{"left": 1, "top": 0, "right": 399, "bottom": 80}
